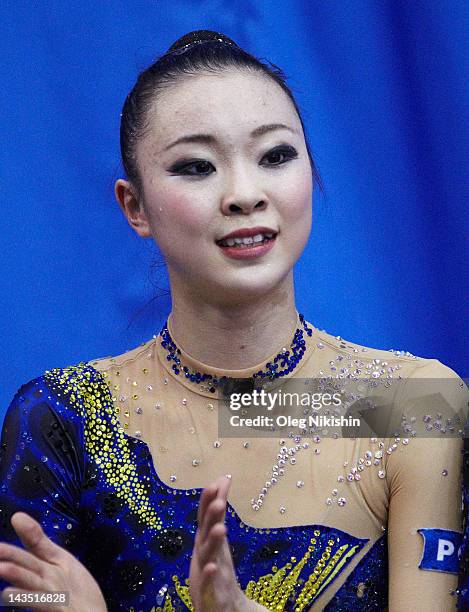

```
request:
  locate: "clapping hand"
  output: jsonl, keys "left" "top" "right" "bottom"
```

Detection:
{"left": 189, "top": 475, "right": 265, "bottom": 611}
{"left": 0, "top": 512, "right": 107, "bottom": 611}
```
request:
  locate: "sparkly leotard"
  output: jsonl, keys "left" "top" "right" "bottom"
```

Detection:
{"left": 0, "top": 317, "right": 465, "bottom": 611}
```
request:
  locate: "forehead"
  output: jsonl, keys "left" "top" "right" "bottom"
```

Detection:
{"left": 144, "top": 69, "right": 301, "bottom": 146}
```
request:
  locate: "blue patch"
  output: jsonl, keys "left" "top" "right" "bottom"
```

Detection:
{"left": 418, "top": 528, "right": 461, "bottom": 574}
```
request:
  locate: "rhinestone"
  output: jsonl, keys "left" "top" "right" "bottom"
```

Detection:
{"left": 147, "top": 385, "right": 153, "bottom": 391}
{"left": 271, "top": 477, "right": 278, "bottom": 484}
{"left": 337, "top": 497, "right": 347, "bottom": 506}
{"left": 378, "top": 470, "right": 386, "bottom": 479}
{"left": 279, "top": 506, "right": 286, "bottom": 514}
{"left": 154, "top": 403, "right": 161, "bottom": 410}
{"left": 332, "top": 488, "right": 338, "bottom": 496}
{"left": 207, "top": 403, "right": 214, "bottom": 411}
{"left": 192, "top": 459, "right": 200, "bottom": 467}
{"left": 314, "top": 448, "right": 320, "bottom": 455}
{"left": 188, "top": 427, "right": 195, "bottom": 434}
{"left": 170, "top": 475, "right": 177, "bottom": 482}
{"left": 290, "top": 458, "right": 296, "bottom": 465}
{"left": 326, "top": 497, "right": 333, "bottom": 506}
{"left": 243, "top": 442, "right": 250, "bottom": 448}
{"left": 135, "top": 407, "right": 143, "bottom": 414}
{"left": 297, "top": 480, "right": 305, "bottom": 488}
{"left": 337, "top": 476, "right": 345, "bottom": 483}
{"left": 134, "top": 430, "right": 142, "bottom": 438}
{"left": 442, "top": 469, "right": 448, "bottom": 477}
{"left": 181, "top": 398, "right": 187, "bottom": 406}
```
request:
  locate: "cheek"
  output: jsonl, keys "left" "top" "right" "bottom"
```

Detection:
{"left": 148, "top": 184, "right": 209, "bottom": 232}
{"left": 278, "top": 169, "right": 313, "bottom": 221}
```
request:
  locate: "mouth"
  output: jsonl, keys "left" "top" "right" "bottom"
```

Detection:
{"left": 215, "top": 231, "right": 277, "bottom": 249}
{"left": 215, "top": 231, "right": 278, "bottom": 260}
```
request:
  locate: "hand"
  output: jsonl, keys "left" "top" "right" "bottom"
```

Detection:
{"left": 0, "top": 512, "right": 107, "bottom": 611}
{"left": 189, "top": 475, "right": 265, "bottom": 612}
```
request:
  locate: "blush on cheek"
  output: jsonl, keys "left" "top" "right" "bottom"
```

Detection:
{"left": 162, "top": 190, "right": 206, "bottom": 227}
{"left": 280, "top": 175, "right": 312, "bottom": 219}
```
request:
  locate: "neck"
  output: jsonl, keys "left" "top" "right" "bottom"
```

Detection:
{"left": 168, "top": 273, "right": 299, "bottom": 370}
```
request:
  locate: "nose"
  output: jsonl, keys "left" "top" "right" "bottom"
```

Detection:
{"left": 220, "top": 166, "right": 268, "bottom": 216}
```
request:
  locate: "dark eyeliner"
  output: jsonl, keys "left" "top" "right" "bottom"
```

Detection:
{"left": 262, "top": 145, "right": 298, "bottom": 165}
{"left": 168, "top": 159, "right": 214, "bottom": 175}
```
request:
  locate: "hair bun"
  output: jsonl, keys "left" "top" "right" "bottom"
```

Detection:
{"left": 167, "top": 30, "right": 237, "bottom": 53}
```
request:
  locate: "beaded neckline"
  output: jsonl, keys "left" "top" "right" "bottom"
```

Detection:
{"left": 159, "top": 313, "right": 314, "bottom": 394}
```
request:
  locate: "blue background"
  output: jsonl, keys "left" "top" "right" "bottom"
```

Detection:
{"left": 1, "top": 1, "right": 468, "bottom": 421}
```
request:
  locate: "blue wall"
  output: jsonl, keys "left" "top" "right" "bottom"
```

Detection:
{"left": 1, "top": 1, "right": 468, "bottom": 419}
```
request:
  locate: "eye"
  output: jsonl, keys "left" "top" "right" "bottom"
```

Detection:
{"left": 169, "top": 159, "right": 215, "bottom": 176}
{"left": 261, "top": 145, "right": 298, "bottom": 166}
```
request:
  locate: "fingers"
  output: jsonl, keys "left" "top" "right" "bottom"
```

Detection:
{"left": 197, "top": 476, "right": 231, "bottom": 545}
{"left": 0, "top": 560, "right": 44, "bottom": 592}
{"left": 10, "top": 513, "right": 61, "bottom": 565}
{"left": 0, "top": 542, "right": 42, "bottom": 576}
{"left": 198, "top": 522, "right": 227, "bottom": 569}
{"left": 197, "top": 483, "right": 218, "bottom": 533}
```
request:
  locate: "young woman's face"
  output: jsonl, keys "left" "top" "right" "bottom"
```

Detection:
{"left": 135, "top": 69, "right": 313, "bottom": 303}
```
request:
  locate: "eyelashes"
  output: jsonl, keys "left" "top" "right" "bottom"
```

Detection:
{"left": 168, "top": 145, "right": 299, "bottom": 177}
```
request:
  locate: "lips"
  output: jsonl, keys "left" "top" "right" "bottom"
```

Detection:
{"left": 217, "top": 226, "right": 278, "bottom": 241}
{"left": 215, "top": 230, "right": 278, "bottom": 260}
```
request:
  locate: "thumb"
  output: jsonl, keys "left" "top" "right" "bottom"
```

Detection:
{"left": 11, "top": 512, "right": 63, "bottom": 564}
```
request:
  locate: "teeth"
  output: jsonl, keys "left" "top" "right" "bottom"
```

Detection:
{"left": 218, "top": 232, "right": 276, "bottom": 247}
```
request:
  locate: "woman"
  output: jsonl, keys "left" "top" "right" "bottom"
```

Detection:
{"left": 0, "top": 30, "right": 465, "bottom": 611}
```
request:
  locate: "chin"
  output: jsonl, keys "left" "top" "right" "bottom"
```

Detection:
{"left": 209, "top": 267, "right": 294, "bottom": 305}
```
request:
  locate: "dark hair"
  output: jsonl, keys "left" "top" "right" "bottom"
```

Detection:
{"left": 120, "top": 29, "right": 323, "bottom": 197}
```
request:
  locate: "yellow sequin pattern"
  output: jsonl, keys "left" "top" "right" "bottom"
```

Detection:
{"left": 153, "top": 535, "right": 360, "bottom": 611}
{"left": 44, "top": 364, "right": 162, "bottom": 531}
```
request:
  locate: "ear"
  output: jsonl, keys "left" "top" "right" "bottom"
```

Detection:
{"left": 114, "top": 179, "right": 152, "bottom": 238}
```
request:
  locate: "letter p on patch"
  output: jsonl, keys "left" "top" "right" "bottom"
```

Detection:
{"left": 418, "top": 528, "right": 461, "bottom": 573}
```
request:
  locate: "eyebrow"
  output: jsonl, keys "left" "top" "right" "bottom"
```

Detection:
{"left": 163, "top": 123, "right": 297, "bottom": 152}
